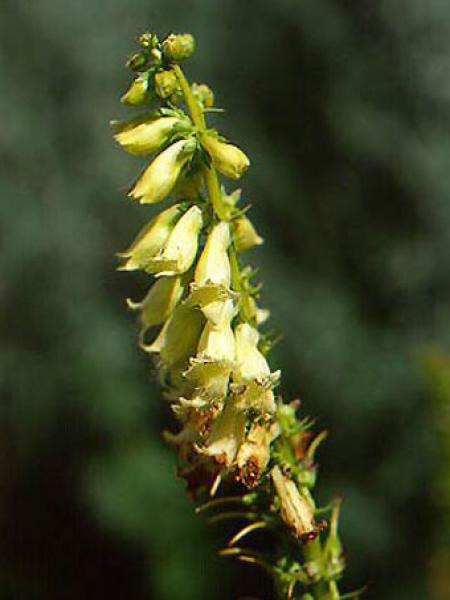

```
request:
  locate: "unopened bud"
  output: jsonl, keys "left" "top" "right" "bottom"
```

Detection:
{"left": 233, "top": 216, "right": 263, "bottom": 252}
{"left": 162, "top": 33, "right": 195, "bottom": 62}
{"left": 154, "top": 69, "right": 179, "bottom": 99}
{"left": 114, "top": 116, "right": 183, "bottom": 156}
{"left": 202, "top": 134, "right": 250, "bottom": 180}
{"left": 192, "top": 83, "right": 214, "bottom": 108}
{"left": 128, "top": 139, "right": 196, "bottom": 204}
{"left": 126, "top": 52, "right": 149, "bottom": 71}
{"left": 121, "top": 72, "right": 150, "bottom": 106}
{"left": 139, "top": 32, "right": 156, "bottom": 49}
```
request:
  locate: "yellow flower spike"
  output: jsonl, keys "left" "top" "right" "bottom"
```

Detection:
{"left": 198, "top": 395, "right": 247, "bottom": 467}
{"left": 145, "top": 204, "right": 203, "bottom": 276}
{"left": 271, "top": 465, "right": 318, "bottom": 541}
{"left": 118, "top": 204, "right": 182, "bottom": 271}
{"left": 202, "top": 134, "right": 250, "bottom": 180}
{"left": 126, "top": 275, "right": 184, "bottom": 335}
{"left": 121, "top": 72, "right": 150, "bottom": 105}
{"left": 113, "top": 116, "right": 185, "bottom": 156}
{"left": 233, "top": 216, "right": 264, "bottom": 252}
{"left": 129, "top": 139, "right": 196, "bottom": 204}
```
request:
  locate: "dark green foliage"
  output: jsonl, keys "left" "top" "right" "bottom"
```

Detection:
{"left": 0, "top": 1, "right": 448, "bottom": 598}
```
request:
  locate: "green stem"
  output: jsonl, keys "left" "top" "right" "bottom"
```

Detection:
{"left": 173, "top": 63, "right": 228, "bottom": 221}
{"left": 301, "top": 539, "right": 331, "bottom": 599}
{"left": 174, "top": 62, "right": 255, "bottom": 320}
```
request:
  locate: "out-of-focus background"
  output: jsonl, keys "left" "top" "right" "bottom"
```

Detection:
{"left": 1, "top": 1, "right": 450, "bottom": 598}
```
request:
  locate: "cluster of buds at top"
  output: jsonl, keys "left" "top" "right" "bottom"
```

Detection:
{"left": 113, "top": 32, "right": 350, "bottom": 599}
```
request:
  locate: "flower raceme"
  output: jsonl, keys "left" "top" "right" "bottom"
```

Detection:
{"left": 114, "top": 31, "right": 349, "bottom": 600}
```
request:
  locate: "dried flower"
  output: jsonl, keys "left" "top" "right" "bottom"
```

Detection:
{"left": 271, "top": 465, "right": 317, "bottom": 540}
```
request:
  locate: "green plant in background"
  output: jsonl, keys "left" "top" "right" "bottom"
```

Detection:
{"left": 113, "top": 31, "right": 360, "bottom": 599}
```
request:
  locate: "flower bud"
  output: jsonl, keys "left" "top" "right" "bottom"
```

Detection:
{"left": 127, "top": 275, "right": 184, "bottom": 332}
{"left": 118, "top": 204, "right": 182, "bottom": 271}
{"left": 138, "top": 32, "right": 156, "bottom": 49}
{"left": 162, "top": 33, "right": 195, "bottom": 62}
{"left": 202, "top": 134, "right": 250, "bottom": 180}
{"left": 271, "top": 466, "right": 318, "bottom": 540}
{"left": 233, "top": 217, "right": 263, "bottom": 252}
{"left": 126, "top": 52, "right": 149, "bottom": 71}
{"left": 129, "top": 139, "right": 196, "bottom": 204}
{"left": 121, "top": 72, "right": 150, "bottom": 105}
{"left": 145, "top": 205, "right": 203, "bottom": 276}
{"left": 191, "top": 83, "right": 214, "bottom": 108}
{"left": 114, "top": 116, "right": 183, "bottom": 156}
{"left": 154, "top": 69, "right": 179, "bottom": 99}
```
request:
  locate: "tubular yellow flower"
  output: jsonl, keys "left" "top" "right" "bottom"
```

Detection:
{"left": 196, "top": 300, "right": 235, "bottom": 363}
{"left": 271, "top": 465, "right": 318, "bottom": 541}
{"left": 232, "top": 323, "right": 279, "bottom": 414}
{"left": 198, "top": 395, "right": 247, "bottom": 466}
{"left": 145, "top": 204, "right": 203, "bottom": 276}
{"left": 144, "top": 303, "right": 203, "bottom": 369}
{"left": 127, "top": 275, "right": 184, "bottom": 337}
{"left": 233, "top": 323, "right": 271, "bottom": 382}
{"left": 195, "top": 222, "right": 231, "bottom": 288}
{"left": 118, "top": 204, "right": 182, "bottom": 271}
{"left": 113, "top": 116, "right": 184, "bottom": 156}
{"left": 202, "top": 134, "right": 250, "bottom": 180}
{"left": 189, "top": 221, "right": 234, "bottom": 314}
{"left": 184, "top": 299, "right": 235, "bottom": 404}
{"left": 233, "top": 216, "right": 264, "bottom": 252}
{"left": 129, "top": 139, "right": 196, "bottom": 204}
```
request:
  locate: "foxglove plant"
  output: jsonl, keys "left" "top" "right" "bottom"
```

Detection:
{"left": 113, "top": 31, "right": 360, "bottom": 599}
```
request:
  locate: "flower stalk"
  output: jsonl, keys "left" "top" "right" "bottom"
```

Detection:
{"left": 113, "top": 30, "right": 359, "bottom": 599}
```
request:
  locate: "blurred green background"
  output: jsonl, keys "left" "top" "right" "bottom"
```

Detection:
{"left": 1, "top": 1, "right": 450, "bottom": 598}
